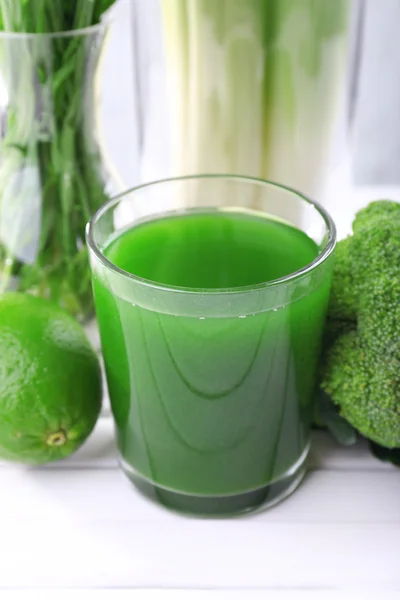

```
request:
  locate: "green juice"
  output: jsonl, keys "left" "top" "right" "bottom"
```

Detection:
{"left": 93, "top": 209, "right": 332, "bottom": 513}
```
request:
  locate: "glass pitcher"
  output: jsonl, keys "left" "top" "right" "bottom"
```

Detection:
{"left": 131, "top": 0, "right": 359, "bottom": 203}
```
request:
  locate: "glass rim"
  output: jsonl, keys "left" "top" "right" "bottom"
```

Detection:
{"left": 86, "top": 174, "right": 337, "bottom": 296}
{"left": 0, "top": 19, "right": 110, "bottom": 40}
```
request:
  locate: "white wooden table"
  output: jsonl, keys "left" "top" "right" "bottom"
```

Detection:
{"left": 1, "top": 184, "right": 400, "bottom": 597}
{"left": 0, "top": 420, "right": 399, "bottom": 595}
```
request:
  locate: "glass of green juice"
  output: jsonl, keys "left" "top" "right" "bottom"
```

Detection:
{"left": 87, "top": 175, "right": 336, "bottom": 516}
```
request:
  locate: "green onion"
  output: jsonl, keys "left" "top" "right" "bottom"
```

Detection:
{"left": 0, "top": 0, "right": 116, "bottom": 319}
{"left": 161, "top": 0, "right": 351, "bottom": 199}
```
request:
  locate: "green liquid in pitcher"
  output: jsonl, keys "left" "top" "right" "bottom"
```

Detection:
{"left": 93, "top": 209, "right": 332, "bottom": 513}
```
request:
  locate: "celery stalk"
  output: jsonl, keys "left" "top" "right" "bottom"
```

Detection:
{"left": 161, "top": 0, "right": 351, "bottom": 199}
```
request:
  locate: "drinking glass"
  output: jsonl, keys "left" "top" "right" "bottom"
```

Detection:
{"left": 87, "top": 175, "right": 336, "bottom": 515}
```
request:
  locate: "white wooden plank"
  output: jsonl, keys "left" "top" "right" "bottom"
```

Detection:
{"left": 67, "top": 422, "right": 397, "bottom": 472}
{"left": 352, "top": 0, "right": 400, "bottom": 185}
{"left": 308, "top": 432, "right": 392, "bottom": 470}
{"left": 98, "top": 0, "right": 139, "bottom": 192}
{"left": 60, "top": 424, "right": 393, "bottom": 471}
{"left": 4, "top": 593, "right": 399, "bottom": 600}
{"left": 0, "top": 520, "right": 398, "bottom": 589}
{"left": 0, "top": 465, "right": 398, "bottom": 524}
{"left": 0, "top": 419, "right": 392, "bottom": 472}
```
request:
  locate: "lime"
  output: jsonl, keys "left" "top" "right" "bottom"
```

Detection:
{"left": 0, "top": 293, "right": 102, "bottom": 465}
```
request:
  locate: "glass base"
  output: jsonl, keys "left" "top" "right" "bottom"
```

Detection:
{"left": 120, "top": 446, "right": 309, "bottom": 517}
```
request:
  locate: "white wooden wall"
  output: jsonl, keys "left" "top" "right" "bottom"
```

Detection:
{"left": 352, "top": 0, "right": 400, "bottom": 184}
{"left": 99, "top": 0, "right": 139, "bottom": 192}
{"left": 102, "top": 0, "right": 400, "bottom": 190}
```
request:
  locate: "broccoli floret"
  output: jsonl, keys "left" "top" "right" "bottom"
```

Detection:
{"left": 321, "top": 331, "right": 370, "bottom": 430}
{"left": 351, "top": 218, "right": 400, "bottom": 283}
{"left": 322, "top": 331, "right": 400, "bottom": 448}
{"left": 358, "top": 276, "right": 400, "bottom": 358}
{"left": 327, "top": 236, "right": 358, "bottom": 321}
{"left": 321, "top": 200, "right": 400, "bottom": 448}
{"left": 353, "top": 199, "right": 400, "bottom": 232}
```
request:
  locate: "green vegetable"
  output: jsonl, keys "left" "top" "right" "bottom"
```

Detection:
{"left": 160, "top": 0, "right": 351, "bottom": 197}
{"left": 320, "top": 200, "right": 400, "bottom": 449}
{"left": 314, "top": 389, "right": 358, "bottom": 447}
{"left": 0, "top": 0, "right": 116, "bottom": 320}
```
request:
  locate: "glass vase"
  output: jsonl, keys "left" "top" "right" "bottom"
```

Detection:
{"left": 0, "top": 24, "right": 111, "bottom": 321}
{"left": 132, "top": 0, "right": 356, "bottom": 201}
